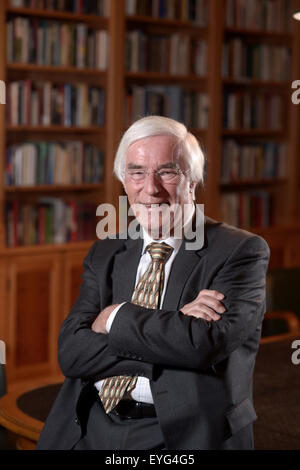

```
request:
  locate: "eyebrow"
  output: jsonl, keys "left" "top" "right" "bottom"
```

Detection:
{"left": 127, "top": 162, "right": 179, "bottom": 170}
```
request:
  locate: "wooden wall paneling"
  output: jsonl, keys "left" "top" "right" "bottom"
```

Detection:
{"left": 6, "top": 254, "right": 61, "bottom": 381}
{"left": 61, "top": 250, "right": 88, "bottom": 323}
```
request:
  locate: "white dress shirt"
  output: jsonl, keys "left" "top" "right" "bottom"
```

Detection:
{"left": 94, "top": 232, "right": 183, "bottom": 403}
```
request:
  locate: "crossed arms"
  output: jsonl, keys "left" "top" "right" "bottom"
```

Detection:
{"left": 58, "top": 235, "right": 269, "bottom": 380}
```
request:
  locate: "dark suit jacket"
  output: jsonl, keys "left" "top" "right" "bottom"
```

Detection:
{"left": 36, "top": 217, "right": 270, "bottom": 450}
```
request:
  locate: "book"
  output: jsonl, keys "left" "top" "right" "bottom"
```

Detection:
{"left": 7, "top": 16, "right": 109, "bottom": 70}
{"left": 7, "top": 80, "right": 105, "bottom": 126}
{"left": 5, "top": 141, "right": 104, "bottom": 186}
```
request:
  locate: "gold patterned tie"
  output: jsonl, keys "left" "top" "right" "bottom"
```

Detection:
{"left": 99, "top": 242, "right": 173, "bottom": 414}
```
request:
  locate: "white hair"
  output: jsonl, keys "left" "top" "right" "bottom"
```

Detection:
{"left": 113, "top": 116, "right": 205, "bottom": 185}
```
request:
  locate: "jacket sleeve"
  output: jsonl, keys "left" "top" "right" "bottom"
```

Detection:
{"left": 108, "top": 235, "right": 270, "bottom": 370}
{"left": 58, "top": 242, "right": 153, "bottom": 381}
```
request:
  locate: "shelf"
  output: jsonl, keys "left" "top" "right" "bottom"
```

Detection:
{"left": 224, "top": 27, "right": 292, "bottom": 43}
{"left": 7, "top": 126, "right": 105, "bottom": 134}
{"left": 222, "top": 129, "right": 286, "bottom": 138}
{"left": 5, "top": 183, "right": 105, "bottom": 193}
{"left": 126, "top": 15, "right": 208, "bottom": 33}
{"left": 7, "top": 63, "right": 107, "bottom": 78}
{"left": 220, "top": 178, "right": 287, "bottom": 189}
{"left": 6, "top": 7, "right": 108, "bottom": 27}
{"left": 126, "top": 71, "right": 207, "bottom": 84}
{"left": 223, "top": 78, "right": 291, "bottom": 88}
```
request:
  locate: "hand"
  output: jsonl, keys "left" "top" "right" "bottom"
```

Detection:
{"left": 91, "top": 304, "right": 120, "bottom": 334}
{"left": 181, "top": 289, "right": 225, "bottom": 322}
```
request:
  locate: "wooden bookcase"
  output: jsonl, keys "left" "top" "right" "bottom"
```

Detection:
{"left": 0, "top": 0, "right": 124, "bottom": 381}
{"left": 0, "top": 0, "right": 300, "bottom": 382}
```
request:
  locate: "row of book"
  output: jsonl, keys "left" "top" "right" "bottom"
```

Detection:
{"left": 126, "top": 31, "right": 207, "bottom": 76}
{"left": 126, "top": 0, "right": 209, "bottom": 25}
{"left": 6, "top": 80, "right": 105, "bottom": 126}
{"left": 221, "top": 140, "right": 286, "bottom": 183}
{"left": 222, "top": 40, "right": 291, "bottom": 81}
{"left": 221, "top": 191, "right": 272, "bottom": 228}
{"left": 225, "top": 0, "right": 292, "bottom": 32}
{"left": 7, "top": 18, "right": 109, "bottom": 70}
{"left": 5, "top": 142, "right": 104, "bottom": 186}
{"left": 6, "top": 198, "right": 96, "bottom": 247}
{"left": 125, "top": 86, "right": 209, "bottom": 129}
{"left": 223, "top": 92, "right": 282, "bottom": 130}
{"left": 9, "top": 0, "right": 109, "bottom": 16}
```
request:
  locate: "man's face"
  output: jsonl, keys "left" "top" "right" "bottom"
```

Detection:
{"left": 123, "top": 135, "right": 195, "bottom": 239}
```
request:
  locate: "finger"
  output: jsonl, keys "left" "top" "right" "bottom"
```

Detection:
{"left": 192, "top": 304, "right": 221, "bottom": 321}
{"left": 199, "top": 304, "right": 221, "bottom": 320}
{"left": 196, "top": 295, "right": 226, "bottom": 314}
{"left": 198, "top": 289, "right": 224, "bottom": 300}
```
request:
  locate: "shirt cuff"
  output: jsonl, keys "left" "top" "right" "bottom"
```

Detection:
{"left": 106, "top": 302, "right": 126, "bottom": 332}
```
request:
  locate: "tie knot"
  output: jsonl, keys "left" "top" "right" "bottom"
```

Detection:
{"left": 146, "top": 242, "right": 173, "bottom": 262}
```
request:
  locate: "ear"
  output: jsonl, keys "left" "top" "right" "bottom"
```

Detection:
{"left": 189, "top": 182, "right": 196, "bottom": 199}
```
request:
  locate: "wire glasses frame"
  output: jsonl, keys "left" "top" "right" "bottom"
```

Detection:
{"left": 124, "top": 168, "right": 190, "bottom": 184}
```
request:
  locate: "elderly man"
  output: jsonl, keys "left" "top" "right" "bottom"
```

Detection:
{"left": 37, "top": 116, "right": 270, "bottom": 450}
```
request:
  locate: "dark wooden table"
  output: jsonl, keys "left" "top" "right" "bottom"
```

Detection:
{"left": 254, "top": 335, "right": 300, "bottom": 450}
{"left": 0, "top": 375, "right": 63, "bottom": 449}
{"left": 0, "top": 336, "right": 299, "bottom": 450}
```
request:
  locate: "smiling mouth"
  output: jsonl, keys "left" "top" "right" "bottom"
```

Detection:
{"left": 141, "top": 203, "right": 170, "bottom": 208}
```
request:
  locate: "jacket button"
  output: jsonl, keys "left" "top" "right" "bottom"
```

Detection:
{"left": 75, "top": 417, "right": 80, "bottom": 425}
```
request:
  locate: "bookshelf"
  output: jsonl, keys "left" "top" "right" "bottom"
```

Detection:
{"left": 0, "top": 0, "right": 300, "bottom": 382}
{"left": 219, "top": 0, "right": 300, "bottom": 234}
{"left": 0, "top": 0, "right": 122, "bottom": 381}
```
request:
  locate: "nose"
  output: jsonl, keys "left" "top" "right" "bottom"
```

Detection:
{"left": 143, "top": 172, "right": 161, "bottom": 196}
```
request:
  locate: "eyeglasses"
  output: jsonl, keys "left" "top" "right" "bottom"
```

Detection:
{"left": 125, "top": 168, "right": 189, "bottom": 184}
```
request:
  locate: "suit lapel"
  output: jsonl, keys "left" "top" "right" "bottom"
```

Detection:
{"left": 163, "top": 210, "right": 210, "bottom": 310}
{"left": 162, "top": 246, "right": 202, "bottom": 310}
{"left": 112, "top": 237, "right": 143, "bottom": 303}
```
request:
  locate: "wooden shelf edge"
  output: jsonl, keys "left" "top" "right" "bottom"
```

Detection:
{"left": 6, "top": 125, "right": 105, "bottom": 134}
{"left": 6, "top": 7, "right": 109, "bottom": 25}
{"left": 5, "top": 183, "right": 105, "bottom": 192}
{"left": 224, "top": 27, "right": 293, "bottom": 40}
{"left": 125, "top": 71, "right": 207, "bottom": 83}
{"left": 222, "top": 129, "right": 286, "bottom": 137}
{"left": 7, "top": 63, "right": 107, "bottom": 76}
{"left": 220, "top": 178, "right": 287, "bottom": 188}
{"left": 0, "top": 240, "right": 97, "bottom": 256}
{"left": 126, "top": 15, "right": 208, "bottom": 31}
{"left": 223, "top": 78, "right": 291, "bottom": 88}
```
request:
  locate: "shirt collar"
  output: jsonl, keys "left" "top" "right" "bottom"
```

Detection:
{"left": 141, "top": 230, "right": 183, "bottom": 257}
{"left": 141, "top": 204, "right": 195, "bottom": 256}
